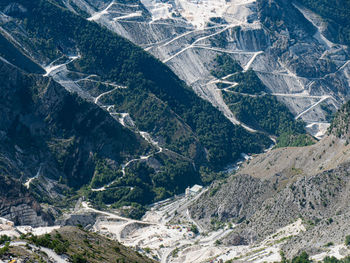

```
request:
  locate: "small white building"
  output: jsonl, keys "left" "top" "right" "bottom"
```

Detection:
{"left": 241, "top": 153, "right": 252, "bottom": 160}
{"left": 185, "top": 184, "right": 203, "bottom": 196}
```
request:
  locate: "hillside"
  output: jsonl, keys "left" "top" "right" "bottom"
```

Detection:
{"left": 0, "top": 56, "right": 153, "bottom": 221}
{"left": 0, "top": 33, "right": 44, "bottom": 74}
{"left": 188, "top": 102, "right": 350, "bottom": 259}
{"left": 0, "top": 226, "right": 156, "bottom": 263}
{"left": 0, "top": 0, "right": 271, "bottom": 168}
{"left": 0, "top": 0, "right": 277, "bottom": 221}
{"left": 0, "top": 174, "right": 52, "bottom": 227}
{"left": 62, "top": 0, "right": 350, "bottom": 140}
{"left": 295, "top": 0, "right": 350, "bottom": 46}
{"left": 329, "top": 100, "right": 350, "bottom": 139}
{"left": 1, "top": 0, "right": 350, "bottom": 261}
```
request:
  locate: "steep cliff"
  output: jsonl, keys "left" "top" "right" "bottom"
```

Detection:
{"left": 0, "top": 174, "right": 52, "bottom": 227}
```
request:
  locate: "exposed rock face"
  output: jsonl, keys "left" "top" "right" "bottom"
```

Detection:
{"left": 189, "top": 174, "right": 273, "bottom": 227}
{"left": 0, "top": 174, "right": 52, "bottom": 226}
{"left": 282, "top": 212, "right": 350, "bottom": 257}
{"left": 58, "top": 0, "right": 350, "bottom": 137}
{"left": 189, "top": 102, "right": 350, "bottom": 256}
{"left": 56, "top": 213, "right": 99, "bottom": 228}
{"left": 189, "top": 161, "right": 350, "bottom": 252}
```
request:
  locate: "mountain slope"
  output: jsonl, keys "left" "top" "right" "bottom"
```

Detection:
{"left": 0, "top": 55, "right": 159, "bottom": 219}
{"left": 0, "top": 33, "right": 43, "bottom": 74}
{"left": 295, "top": 0, "right": 350, "bottom": 46}
{"left": 0, "top": 0, "right": 277, "bottom": 221}
{"left": 0, "top": 58, "right": 147, "bottom": 188}
{"left": 1, "top": 0, "right": 272, "bottom": 167}
{"left": 329, "top": 100, "right": 350, "bottom": 139}
{"left": 1, "top": 226, "right": 156, "bottom": 262}
{"left": 188, "top": 102, "right": 350, "bottom": 258}
{"left": 67, "top": 0, "right": 350, "bottom": 139}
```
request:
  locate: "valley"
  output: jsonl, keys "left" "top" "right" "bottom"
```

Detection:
{"left": 1, "top": 0, "right": 350, "bottom": 262}
{"left": 0, "top": 0, "right": 274, "bottom": 216}
{"left": 0, "top": 189, "right": 311, "bottom": 263}
{"left": 3, "top": 174, "right": 349, "bottom": 263}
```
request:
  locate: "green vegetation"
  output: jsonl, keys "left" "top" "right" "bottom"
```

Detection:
{"left": 211, "top": 54, "right": 242, "bottom": 78}
{"left": 345, "top": 235, "right": 350, "bottom": 246}
{"left": 209, "top": 185, "right": 221, "bottom": 197}
{"left": 190, "top": 224, "right": 199, "bottom": 234}
{"left": 211, "top": 54, "right": 265, "bottom": 94}
{"left": 229, "top": 69, "right": 266, "bottom": 94}
{"left": 295, "top": 0, "right": 350, "bottom": 46}
{"left": 12, "top": 227, "right": 156, "bottom": 262}
{"left": 90, "top": 158, "right": 122, "bottom": 189}
{"left": 222, "top": 92, "right": 310, "bottom": 142}
{"left": 210, "top": 217, "right": 225, "bottom": 231}
{"left": 21, "top": 0, "right": 270, "bottom": 167}
{"left": 87, "top": 160, "right": 200, "bottom": 219}
{"left": 278, "top": 251, "right": 350, "bottom": 263}
{"left": 320, "top": 103, "right": 334, "bottom": 122}
{"left": 0, "top": 0, "right": 274, "bottom": 213}
{"left": 215, "top": 239, "right": 222, "bottom": 246}
{"left": 276, "top": 132, "right": 316, "bottom": 148}
{"left": 323, "top": 256, "right": 350, "bottom": 263}
{"left": 71, "top": 254, "right": 88, "bottom": 263}
{"left": 211, "top": 55, "right": 313, "bottom": 148}
{"left": 209, "top": 26, "right": 240, "bottom": 48}
{"left": 328, "top": 101, "right": 350, "bottom": 138}
{"left": 172, "top": 247, "right": 179, "bottom": 257}
{"left": 0, "top": 33, "right": 44, "bottom": 74}
{"left": 25, "top": 233, "right": 70, "bottom": 254}
{"left": 288, "top": 252, "right": 311, "bottom": 263}
{"left": 0, "top": 242, "right": 9, "bottom": 257}
{"left": 0, "top": 235, "right": 10, "bottom": 245}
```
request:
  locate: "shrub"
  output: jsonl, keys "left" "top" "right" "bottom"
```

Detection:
{"left": 0, "top": 242, "right": 9, "bottom": 257}
{"left": 190, "top": 224, "right": 199, "bottom": 234}
{"left": 0, "top": 235, "right": 10, "bottom": 245}
{"left": 345, "top": 235, "right": 350, "bottom": 246}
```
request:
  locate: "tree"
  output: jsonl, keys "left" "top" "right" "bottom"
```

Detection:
{"left": 190, "top": 224, "right": 199, "bottom": 235}
{"left": 291, "top": 252, "right": 312, "bottom": 263}
{"left": 345, "top": 235, "right": 350, "bottom": 246}
{"left": 0, "top": 242, "right": 9, "bottom": 257}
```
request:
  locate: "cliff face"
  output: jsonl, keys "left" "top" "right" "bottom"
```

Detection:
{"left": 0, "top": 174, "right": 52, "bottom": 227}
